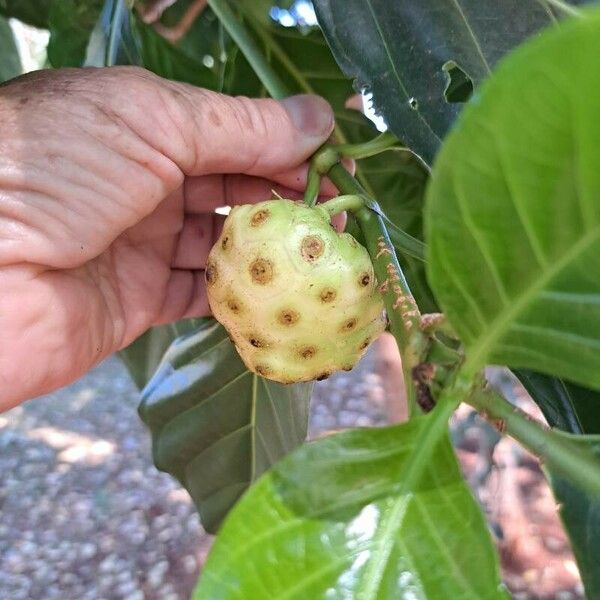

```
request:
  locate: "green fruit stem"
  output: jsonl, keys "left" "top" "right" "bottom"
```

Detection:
{"left": 318, "top": 165, "right": 426, "bottom": 416}
{"left": 319, "top": 194, "right": 366, "bottom": 216}
{"left": 333, "top": 132, "right": 402, "bottom": 160}
{"left": 304, "top": 161, "right": 321, "bottom": 208}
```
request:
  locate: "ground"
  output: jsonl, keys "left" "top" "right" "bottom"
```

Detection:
{"left": 0, "top": 351, "right": 585, "bottom": 599}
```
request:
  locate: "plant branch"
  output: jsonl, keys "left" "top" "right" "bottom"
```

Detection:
{"left": 333, "top": 132, "right": 401, "bottom": 160}
{"left": 319, "top": 194, "right": 365, "bottom": 217}
{"left": 467, "top": 385, "right": 600, "bottom": 499}
{"left": 304, "top": 161, "right": 321, "bottom": 207}
{"left": 321, "top": 164, "right": 427, "bottom": 417}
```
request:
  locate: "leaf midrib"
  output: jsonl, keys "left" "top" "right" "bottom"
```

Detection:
{"left": 463, "top": 224, "right": 600, "bottom": 374}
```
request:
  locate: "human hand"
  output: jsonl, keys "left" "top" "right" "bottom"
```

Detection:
{"left": 0, "top": 67, "right": 335, "bottom": 409}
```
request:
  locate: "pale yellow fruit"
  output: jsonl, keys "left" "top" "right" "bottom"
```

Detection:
{"left": 205, "top": 199, "right": 386, "bottom": 383}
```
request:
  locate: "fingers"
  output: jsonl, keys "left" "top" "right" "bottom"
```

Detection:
{"left": 161, "top": 83, "right": 335, "bottom": 177}
{"left": 183, "top": 175, "right": 301, "bottom": 213}
{"left": 172, "top": 213, "right": 223, "bottom": 269}
{"left": 182, "top": 163, "right": 349, "bottom": 213}
{"left": 154, "top": 269, "right": 210, "bottom": 325}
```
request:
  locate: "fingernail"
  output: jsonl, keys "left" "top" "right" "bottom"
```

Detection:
{"left": 281, "top": 94, "right": 334, "bottom": 137}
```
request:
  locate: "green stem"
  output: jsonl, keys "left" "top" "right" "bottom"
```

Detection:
{"left": 354, "top": 206, "right": 425, "bottom": 364}
{"left": 382, "top": 218, "right": 426, "bottom": 261}
{"left": 333, "top": 132, "right": 401, "bottom": 160}
{"left": 314, "top": 156, "right": 426, "bottom": 260}
{"left": 207, "top": 0, "right": 291, "bottom": 99}
{"left": 319, "top": 194, "right": 365, "bottom": 217}
{"left": 304, "top": 161, "right": 321, "bottom": 207}
{"left": 467, "top": 386, "right": 600, "bottom": 500}
{"left": 323, "top": 164, "right": 426, "bottom": 417}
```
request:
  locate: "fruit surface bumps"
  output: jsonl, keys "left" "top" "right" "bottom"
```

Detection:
{"left": 205, "top": 199, "right": 386, "bottom": 384}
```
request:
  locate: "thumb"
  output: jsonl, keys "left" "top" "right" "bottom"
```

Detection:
{"left": 168, "top": 87, "right": 335, "bottom": 176}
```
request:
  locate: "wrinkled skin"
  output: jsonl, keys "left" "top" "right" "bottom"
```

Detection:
{"left": 0, "top": 67, "right": 337, "bottom": 410}
{"left": 207, "top": 199, "right": 385, "bottom": 383}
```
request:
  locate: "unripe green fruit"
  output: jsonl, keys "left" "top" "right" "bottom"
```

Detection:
{"left": 205, "top": 199, "right": 386, "bottom": 384}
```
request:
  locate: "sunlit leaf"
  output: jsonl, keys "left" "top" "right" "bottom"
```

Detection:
{"left": 195, "top": 417, "right": 507, "bottom": 598}
{"left": 426, "top": 10, "right": 600, "bottom": 389}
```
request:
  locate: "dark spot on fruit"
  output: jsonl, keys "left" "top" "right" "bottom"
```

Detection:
{"left": 299, "top": 346, "right": 317, "bottom": 359}
{"left": 255, "top": 364, "right": 271, "bottom": 377}
{"left": 341, "top": 318, "right": 358, "bottom": 332}
{"left": 251, "top": 209, "right": 270, "bottom": 226}
{"left": 316, "top": 372, "right": 330, "bottom": 381}
{"left": 205, "top": 262, "right": 217, "bottom": 285}
{"left": 249, "top": 336, "right": 266, "bottom": 348}
{"left": 249, "top": 258, "right": 273, "bottom": 284}
{"left": 319, "top": 288, "right": 337, "bottom": 303}
{"left": 359, "top": 273, "right": 371, "bottom": 287}
{"left": 359, "top": 337, "right": 371, "bottom": 350}
{"left": 301, "top": 235, "right": 324, "bottom": 261}
{"left": 227, "top": 297, "right": 241, "bottom": 313}
{"left": 221, "top": 235, "right": 231, "bottom": 250}
{"left": 278, "top": 309, "right": 299, "bottom": 326}
{"left": 343, "top": 364, "right": 353, "bottom": 372}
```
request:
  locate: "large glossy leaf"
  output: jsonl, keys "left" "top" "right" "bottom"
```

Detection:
{"left": 138, "top": 319, "right": 311, "bottom": 533}
{"left": 0, "top": 15, "right": 21, "bottom": 82}
{"left": 47, "top": 0, "right": 103, "bottom": 67}
{"left": 313, "top": 0, "right": 585, "bottom": 164}
{"left": 135, "top": 19, "right": 221, "bottom": 88}
{"left": 515, "top": 370, "right": 600, "bottom": 435}
{"left": 0, "top": 0, "right": 51, "bottom": 28}
{"left": 120, "top": 318, "right": 206, "bottom": 389}
{"left": 426, "top": 10, "right": 600, "bottom": 390}
{"left": 545, "top": 435, "right": 600, "bottom": 597}
{"left": 195, "top": 418, "right": 507, "bottom": 598}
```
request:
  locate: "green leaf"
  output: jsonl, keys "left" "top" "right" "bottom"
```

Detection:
{"left": 545, "top": 435, "right": 600, "bottom": 597}
{"left": 426, "top": 10, "right": 600, "bottom": 390}
{"left": 515, "top": 370, "right": 600, "bottom": 435}
{"left": 195, "top": 418, "right": 507, "bottom": 599}
{"left": 120, "top": 319, "right": 207, "bottom": 389}
{"left": 138, "top": 319, "right": 311, "bottom": 533}
{"left": 0, "top": 0, "right": 52, "bottom": 28}
{"left": 47, "top": 0, "right": 103, "bottom": 67}
{"left": 0, "top": 15, "right": 21, "bottom": 82}
{"left": 135, "top": 19, "right": 221, "bottom": 88}
{"left": 313, "top": 0, "right": 584, "bottom": 164}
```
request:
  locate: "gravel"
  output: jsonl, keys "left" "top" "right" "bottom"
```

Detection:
{"left": 0, "top": 351, "right": 387, "bottom": 599}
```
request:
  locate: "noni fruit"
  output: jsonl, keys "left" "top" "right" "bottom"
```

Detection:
{"left": 205, "top": 199, "right": 386, "bottom": 384}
